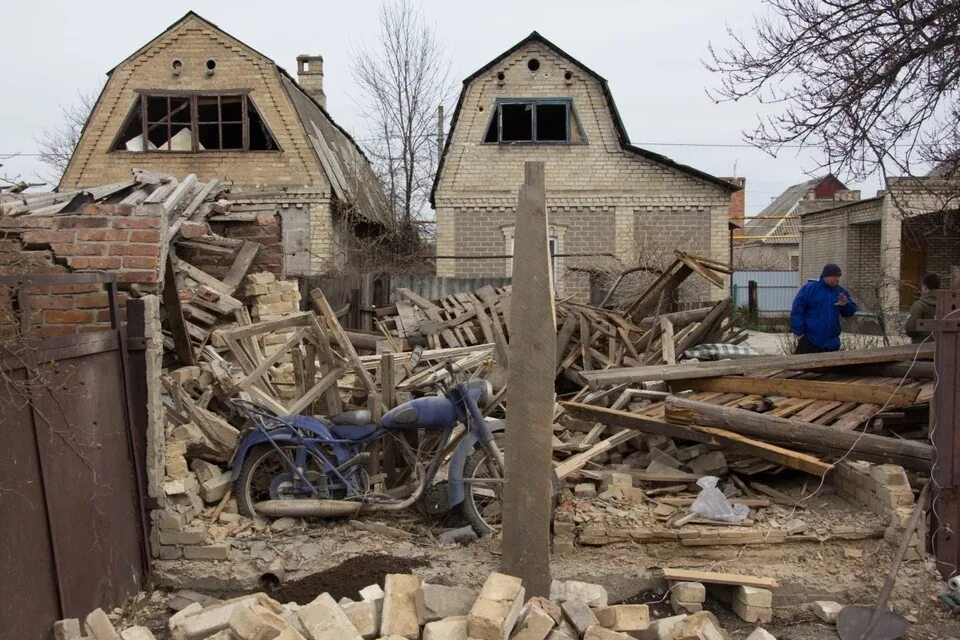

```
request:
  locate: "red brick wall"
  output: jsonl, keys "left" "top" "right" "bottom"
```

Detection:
{"left": 0, "top": 203, "right": 162, "bottom": 338}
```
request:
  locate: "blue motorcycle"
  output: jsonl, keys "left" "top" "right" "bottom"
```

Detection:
{"left": 228, "top": 376, "right": 506, "bottom": 535}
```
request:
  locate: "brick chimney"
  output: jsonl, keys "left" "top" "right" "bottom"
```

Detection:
{"left": 297, "top": 54, "right": 326, "bottom": 109}
{"left": 723, "top": 177, "right": 746, "bottom": 229}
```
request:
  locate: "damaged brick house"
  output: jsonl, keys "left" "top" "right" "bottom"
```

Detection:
{"left": 431, "top": 32, "right": 740, "bottom": 300}
{"left": 60, "top": 11, "right": 387, "bottom": 277}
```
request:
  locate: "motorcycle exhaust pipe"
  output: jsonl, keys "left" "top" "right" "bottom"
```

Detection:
{"left": 254, "top": 499, "right": 363, "bottom": 517}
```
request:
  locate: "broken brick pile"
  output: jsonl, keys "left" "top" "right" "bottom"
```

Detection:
{"left": 55, "top": 571, "right": 785, "bottom": 640}
{"left": 834, "top": 460, "right": 923, "bottom": 560}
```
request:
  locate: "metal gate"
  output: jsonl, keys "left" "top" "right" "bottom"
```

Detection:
{"left": 0, "top": 274, "right": 149, "bottom": 640}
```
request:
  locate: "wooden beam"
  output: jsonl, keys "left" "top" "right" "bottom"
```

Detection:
{"left": 665, "top": 395, "right": 934, "bottom": 471}
{"left": 660, "top": 318, "right": 676, "bottom": 365}
{"left": 674, "top": 376, "right": 921, "bottom": 407}
{"left": 228, "top": 327, "right": 308, "bottom": 394}
{"left": 221, "top": 241, "right": 260, "bottom": 290}
{"left": 286, "top": 366, "right": 347, "bottom": 416}
{"left": 581, "top": 343, "right": 936, "bottom": 387}
{"left": 162, "top": 256, "right": 195, "bottom": 365}
{"left": 561, "top": 402, "right": 832, "bottom": 476}
{"left": 313, "top": 290, "right": 385, "bottom": 413}
{"left": 502, "top": 161, "right": 555, "bottom": 597}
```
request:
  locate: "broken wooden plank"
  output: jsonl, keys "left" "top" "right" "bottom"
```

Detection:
{"left": 221, "top": 241, "right": 261, "bottom": 290}
{"left": 660, "top": 318, "right": 676, "bottom": 365}
{"left": 674, "top": 376, "right": 920, "bottom": 407}
{"left": 581, "top": 343, "right": 935, "bottom": 387}
{"left": 561, "top": 402, "right": 832, "bottom": 476}
{"left": 313, "top": 289, "right": 384, "bottom": 412}
{"left": 661, "top": 568, "right": 779, "bottom": 589}
{"left": 286, "top": 366, "right": 348, "bottom": 416}
{"left": 228, "top": 327, "right": 308, "bottom": 394}
{"left": 554, "top": 429, "right": 636, "bottom": 480}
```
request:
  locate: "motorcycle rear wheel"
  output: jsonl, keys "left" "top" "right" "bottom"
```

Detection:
{"left": 461, "top": 434, "right": 505, "bottom": 536}
{"left": 235, "top": 444, "right": 328, "bottom": 517}
{"left": 461, "top": 434, "right": 561, "bottom": 537}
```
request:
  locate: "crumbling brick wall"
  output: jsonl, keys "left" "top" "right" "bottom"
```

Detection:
{"left": 434, "top": 39, "right": 733, "bottom": 301}
{"left": 0, "top": 203, "right": 162, "bottom": 338}
{"left": 832, "top": 461, "right": 924, "bottom": 559}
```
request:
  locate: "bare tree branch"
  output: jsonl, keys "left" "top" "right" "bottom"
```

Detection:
{"left": 351, "top": 0, "right": 455, "bottom": 223}
{"left": 35, "top": 87, "right": 99, "bottom": 184}
{"left": 707, "top": 0, "right": 960, "bottom": 181}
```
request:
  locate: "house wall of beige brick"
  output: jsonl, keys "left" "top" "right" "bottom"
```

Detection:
{"left": 434, "top": 39, "right": 733, "bottom": 302}
{"left": 59, "top": 14, "right": 339, "bottom": 271}
{"left": 801, "top": 181, "right": 960, "bottom": 318}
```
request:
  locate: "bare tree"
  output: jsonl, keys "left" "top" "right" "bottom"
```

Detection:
{"left": 35, "top": 88, "right": 98, "bottom": 183}
{"left": 351, "top": 0, "right": 454, "bottom": 224}
{"left": 707, "top": 0, "right": 960, "bottom": 181}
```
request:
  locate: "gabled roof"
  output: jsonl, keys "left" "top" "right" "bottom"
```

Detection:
{"left": 743, "top": 175, "right": 841, "bottom": 244}
{"left": 430, "top": 31, "right": 740, "bottom": 206}
{"left": 63, "top": 12, "right": 387, "bottom": 225}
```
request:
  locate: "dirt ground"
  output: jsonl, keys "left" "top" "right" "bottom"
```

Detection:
{"left": 136, "top": 506, "right": 959, "bottom": 640}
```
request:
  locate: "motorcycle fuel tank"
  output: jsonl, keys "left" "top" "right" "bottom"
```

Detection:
{"left": 380, "top": 395, "right": 458, "bottom": 430}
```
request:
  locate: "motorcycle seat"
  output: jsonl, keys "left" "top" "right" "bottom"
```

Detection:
{"left": 330, "top": 410, "right": 372, "bottom": 426}
{"left": 330, "top": 424, "right": 379, "bottom": 440}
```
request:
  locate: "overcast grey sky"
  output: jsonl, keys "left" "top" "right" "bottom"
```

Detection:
{"left": 0, "top": 0, "right": 884, "bottom": 214}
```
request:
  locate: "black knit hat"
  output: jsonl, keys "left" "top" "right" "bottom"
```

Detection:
{"left": 821, "top": 263, "right": 842, "bottom": 278}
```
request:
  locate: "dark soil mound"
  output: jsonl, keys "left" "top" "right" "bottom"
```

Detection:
{"left": 272, "top": 553, "right": 428, "bottom": 603}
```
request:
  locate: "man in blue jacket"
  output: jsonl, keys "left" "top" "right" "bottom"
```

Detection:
{"left": 790, "top": 263, "right": 858, "bottom": 353}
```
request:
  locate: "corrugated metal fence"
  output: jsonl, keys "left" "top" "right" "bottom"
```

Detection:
{"left": 389, "top": 275, "right": 512, "bottom": 302}
{"left": 732, "top": 270, "right": 800, "bottom": 316}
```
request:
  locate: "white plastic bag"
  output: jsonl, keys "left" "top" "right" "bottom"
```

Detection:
{"left": 690, "top": 476, "right": 749, "bottom": 523}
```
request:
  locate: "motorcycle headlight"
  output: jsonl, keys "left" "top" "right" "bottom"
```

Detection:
{"left": 465, "top": 379, "right": 495, "bottom": 408}
{"left": 480, "top": 380, "right": 494, "bottom": 408}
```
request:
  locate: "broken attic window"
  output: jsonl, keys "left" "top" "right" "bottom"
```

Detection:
{"left": 500, "top": 103, "right": 533, "bottom": 142}
{"left": 113, "top": 93, "right": 278, "bottom": 152}
{"left": 535, "top": 103, "right": 567, "bottom": 142}
{"left": 483, "top": 99, "right": 573, "bottom": 144}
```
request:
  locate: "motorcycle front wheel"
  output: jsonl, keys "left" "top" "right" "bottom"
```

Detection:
{"left": 461, "top": 434, "right": 505, "bottom": 536}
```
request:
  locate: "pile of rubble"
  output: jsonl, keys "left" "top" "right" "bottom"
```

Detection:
{"left": 375, "top": 252, "right": 747, "bottom": 378}
{"left": 56, "top": 571, "right": 788, "bottom": 640}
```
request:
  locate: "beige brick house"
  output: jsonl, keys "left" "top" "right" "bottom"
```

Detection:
{"left": 431, "top": 32, "right": 740, "bottom": 301}
{"left": 61, "top": 12, "right": 385, "bottom": 275}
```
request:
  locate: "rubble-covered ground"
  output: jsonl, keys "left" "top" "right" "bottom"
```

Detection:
{"left": 122, "top": 498, "right": 959, "bottom": 639}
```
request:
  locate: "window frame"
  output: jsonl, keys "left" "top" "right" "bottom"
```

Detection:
{"left": 481, "top": 97, "right": 586, "bottom": 145}
{"left": 109, "top": 89, "right": 282, "bottom": 154}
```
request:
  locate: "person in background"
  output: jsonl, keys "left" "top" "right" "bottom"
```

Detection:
{"left": 904, "top": 273, "right": 941, "bottom": 343}
{"left": 790, "top": 263, "right": 858, "bottom": 354}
